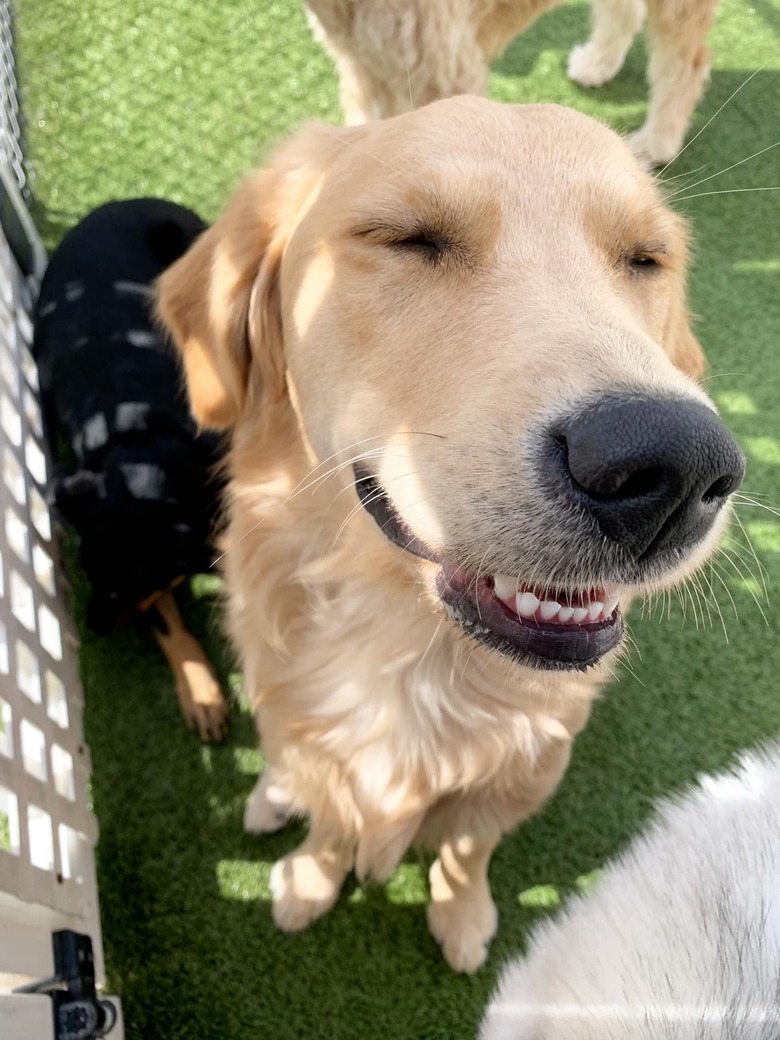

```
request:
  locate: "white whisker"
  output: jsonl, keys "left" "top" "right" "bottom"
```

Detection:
{"left": 659, "top": 66, "right": 763, "bottom": 175}
{"left": 669, "top": 138, "right": 780, "bottom": 199}
{"left": 675, "top": 186, "right": 780, "bottom": 203}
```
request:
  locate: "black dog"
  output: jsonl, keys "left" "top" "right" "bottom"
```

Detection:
{"left": 33, "top": 198, "right": 228, "bottom": 741}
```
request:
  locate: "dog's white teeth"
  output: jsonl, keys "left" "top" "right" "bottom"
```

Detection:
{"left": 539, "top": 600, "right": 561, "bottom": 621}
{"left": 517, "top": 592, "right": 541, "bottom": 618}
{"left": 493, "top": 573, "right": 518, "bottom": 603}
{"left": 604, "top": 596, "right": 620, "bottom": 617}
{"left": 492, "top": 580, "right": 620, "bottom": 625}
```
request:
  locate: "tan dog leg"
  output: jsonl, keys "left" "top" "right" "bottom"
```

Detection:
{"left": 270, "top": 826, "right": 353, "bottom": 932}
{"left": 568, "top": 0, "right": 647, "bottom": 87}
{"left": 427, "top": 830, "right": 500, "bottom": 974}
{"left": 630, "top": 0, "right": 717, "bottom": 165}
{"left": 244, "top": 767, "right": 295, "bottom": 833}
{"left": 153, "top": 589, "right": 229, "bottom": 743}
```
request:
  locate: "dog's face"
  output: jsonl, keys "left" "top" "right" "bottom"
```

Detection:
{"left": 158, "top": 97, "right": 743, "bottom": 674}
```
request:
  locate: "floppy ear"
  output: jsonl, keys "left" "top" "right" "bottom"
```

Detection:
{"left": 664, "top": 292, "right": 707, "bottom": 381}
{"left": 157, "top": 123, "right": 353, "bottom": 429}
{"left": 156, "top": 169, "right": 284, "bottom": 429}
{"left": 661, "top": 216, "right": 707, "bottom": 381}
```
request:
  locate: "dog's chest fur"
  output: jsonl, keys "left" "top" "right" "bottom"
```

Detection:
{"left": 225, "top": 457, "right": 601, "bottom": 869}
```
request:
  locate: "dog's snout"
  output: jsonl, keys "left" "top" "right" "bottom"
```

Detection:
{"left": 552, "top": 395, "right": 745, "bottom": 560}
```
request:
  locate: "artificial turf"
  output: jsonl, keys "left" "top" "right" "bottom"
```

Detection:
{"left": 14, "top": 0, "right": 780, "bottom": 1036}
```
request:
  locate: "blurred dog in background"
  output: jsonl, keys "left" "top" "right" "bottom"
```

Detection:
{"left": 33, "top": 198, "right": 228, "bottom": 742}
{"left": 304, "top": 0, "right": 718, "bottom": 164}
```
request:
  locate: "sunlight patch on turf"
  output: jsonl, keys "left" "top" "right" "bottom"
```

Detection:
{"left": 384, "top": 863, "right": 428, "bottom": 905}
{"left": 574, "top": 869, "right": 603, "bottom": 892}
{"left": 234, "top": 746, "right": 263, "bottom": 775}
{"left": 744, "top": 436, "right": 780, "bottom": 464}
{"left": 190, "top": 573, "right": 223, "bottom": 598}
{"left": 519, "top": 884, "right": 561, "bottom": 909}
{"left": 744, "top": 520, "right": 780, "bottom": 554}
{"left": 216, "top": 858, "right": 271, "bottom": 901}
{"left": 714, "top": 390, "right": 757, "bottom": 415}
{"left": 733, "top": 259, "right": 780, "bottom": 273}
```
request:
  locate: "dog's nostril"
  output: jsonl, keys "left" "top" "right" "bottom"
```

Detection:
{"left": 613, "top": 467, "right": 666, "bottom": 500}
{"left": 702, "top": 474, "right": 737, "bottom": 503}
{"left": 581, "top": 465, "right": 668, "bottom": 501}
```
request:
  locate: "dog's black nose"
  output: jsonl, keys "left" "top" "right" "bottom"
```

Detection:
{"left": 553, "top": 395, "right": 745, "bottom": 560}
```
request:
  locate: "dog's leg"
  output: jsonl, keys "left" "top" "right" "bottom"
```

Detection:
{"left": 152, "top": 589, "right": 229, "bottom": 743}
{"left": 427, "top": 829, "right": 501, "bottom": 974}
{"left": 568, "top": 0, "right": 647, "bottom": 88}
{"left": 477, "top": 0, "right": 562, "bottom": 62}
{"left": 270, "top": 825, "right": 353, "bottom": 932}
{"left": 244, "top": 766, "right": 296, "bottom": 834}
{"left": 306, "top": 0, "right": 489, "bottom": 122}
{"left": 629, "top": 0, "right": 717, "bottom": 166}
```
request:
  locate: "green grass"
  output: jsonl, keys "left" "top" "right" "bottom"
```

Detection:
{"left": 15, "top": 0, "right": 780, "bottom": 1036}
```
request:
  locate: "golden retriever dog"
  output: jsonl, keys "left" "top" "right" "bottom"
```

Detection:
{"left": 157, "top": 96, "right": 744, "bottom": 972}
{"left": 304, "top": 0, "right": 718, "bottom": 164}
{"left": 481, "top": 744, "right": 780, "bottom": 1037}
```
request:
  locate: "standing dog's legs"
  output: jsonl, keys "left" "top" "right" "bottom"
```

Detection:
{"left": 152, "top": 589, "right": 229, "bottom": 743}
{"left": 630, "top": 0, "right": 718, "bottom": 165}
{"left": 568, "top": 0, "right": 647, "bottom": 88}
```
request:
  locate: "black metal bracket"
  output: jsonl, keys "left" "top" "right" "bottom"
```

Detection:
{"left": 13, "top": 930, "right": 118, "bottom": 1040}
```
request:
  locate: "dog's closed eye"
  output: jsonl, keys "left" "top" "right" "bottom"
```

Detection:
{"left": 391, "top": 228, "right": 452, "bottom": 263}
{"left": 623, "top": 244, "right": 667, "bottom": 275}
{"left": 356, "top": 222, "right": 454, "bottom": 264}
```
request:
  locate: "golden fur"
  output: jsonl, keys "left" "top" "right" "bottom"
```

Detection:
{"left": 304, "top": 0, "right": 719, "bottom": 165}
{"left": 158, "top": 98, "right": 729, "bottom": 972}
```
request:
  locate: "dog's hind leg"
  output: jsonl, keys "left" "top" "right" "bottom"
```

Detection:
{"left": 568, "top": 0, "right": 647, "bottom": 88}
{"left": 152, "top": 589, "right": 229, "bottom": 743}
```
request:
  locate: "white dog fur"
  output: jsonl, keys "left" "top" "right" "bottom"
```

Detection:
{"left": 481, "top": 744, "right": 780, "bottom": 1039}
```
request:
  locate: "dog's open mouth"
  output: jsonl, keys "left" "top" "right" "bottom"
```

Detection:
{"left": 354, "top": 465, "right": 624, "bottom": 671}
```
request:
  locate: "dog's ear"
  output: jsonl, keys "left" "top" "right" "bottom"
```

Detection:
{"left": 156, "top": 169, "right": 284, "bottom": 430}
{"left": 662, "top": 220, "right": 707, "bottom": 381}
{"left": 664, "top": 293, "right": 707, "bottom": 380}
{"left": 156, "top": 124, "right": 355, "bottom": 430}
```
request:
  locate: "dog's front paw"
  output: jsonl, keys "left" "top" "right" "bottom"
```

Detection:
{"left": 244, "top": 770, "right": 294, "bottom": 834}
{"left": 567, "top": 42, "right": 624, "bottom": 87}
{"left": 427, "top": 895, "right": 498, "bottom": 974}
{"left": 628, "top": 124, "right": 683, "bottom": 168}
{"left": 427, "top": 859, "right": 498, "bottom": 974}
{"left": 176, "top": 663, "right": 229, "bottom": 743}
{"left": 270, "top": 849, "right": 345, "bottom": 932}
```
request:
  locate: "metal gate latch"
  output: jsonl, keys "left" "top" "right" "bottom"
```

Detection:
{"left": 13, "top": 930, "right": 118, "bottom": 1039}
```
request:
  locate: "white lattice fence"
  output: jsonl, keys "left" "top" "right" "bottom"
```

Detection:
{"left": 0, "top": 3, "right": 121, "bottom": 1036}
{"left": 0, "top": 210, "right": 104, "bottom": 975}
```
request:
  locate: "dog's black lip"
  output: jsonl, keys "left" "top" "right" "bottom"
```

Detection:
{"left": 437, "top": 565, "right": 624, "bottom": 672}
{"left": 352, "top": 463, "right": 625, "bottom": 670}
{"left": 353, "top": 464, "right": 438, "bottom": 561}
